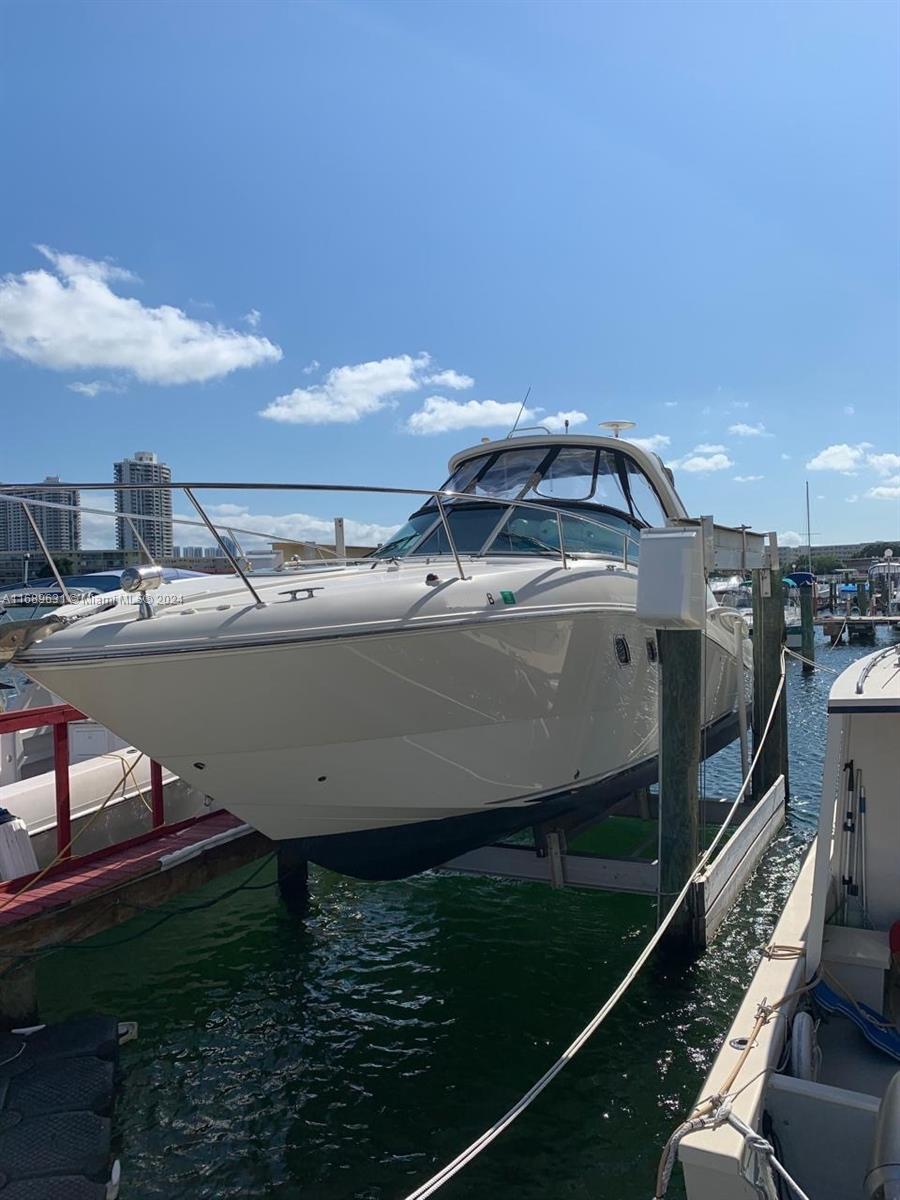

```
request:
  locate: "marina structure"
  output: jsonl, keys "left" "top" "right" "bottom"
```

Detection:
{"left": 0, "top": 438, "right": 891, "bottom": 1198}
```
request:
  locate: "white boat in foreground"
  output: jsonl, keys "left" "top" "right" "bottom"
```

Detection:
{"left": 2, "top": 434, "right": 751, "bottom": 880}
{"left": 674, "top": 643, "right": 900, "bottom": 1200}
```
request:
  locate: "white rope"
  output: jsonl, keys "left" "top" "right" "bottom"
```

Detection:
{"left": 400, "top": 652, "right": 788, "bottom": 1200}
{"left": 784, "top": 648, "right": 840, "bottom": 675}
{"left": 656, "top": 1104, "right": 814, "bottom": 1200}
{"left": 727, "top": 1112, "right": 813, "bottom": 1200}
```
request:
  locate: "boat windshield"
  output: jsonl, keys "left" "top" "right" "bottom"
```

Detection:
{"left": 374, "top": 443, "right": 668, "bottom": 561}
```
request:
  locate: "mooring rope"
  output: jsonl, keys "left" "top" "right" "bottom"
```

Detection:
{"left": 399, "top": 651, "right": 788, "bottom": 1200}
{"left": 784, "top": 647, "right": 841, "bottom": 674}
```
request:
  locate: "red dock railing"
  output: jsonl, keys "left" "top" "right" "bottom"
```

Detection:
{"left": 0, "top": 703, "right": 166, "bottom": 859}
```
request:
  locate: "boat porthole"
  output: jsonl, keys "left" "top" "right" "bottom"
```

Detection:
{"left": 573, "top": 769, "right": 580, "bottom": 780}
{"left": 317, "top": 776, "right": 327, "bottom": 782}
{"left": 193, "top": 762, "right": 206, "bottom": 770}
{"left": 614, "top": 636, "right": 631, "bottom": 666}
{"left": 646, "top": 639, "right": 658, "bottom": 663}
{"left": 729, "top": 1036, "right": 755, "bottom": 1050}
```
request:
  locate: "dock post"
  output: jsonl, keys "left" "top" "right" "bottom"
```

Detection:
{"left": 829, "top": 581, "right": 836, "bottom": 612}
{"left": 752, "top": 535, "right": 789, "bottom": 804}
{"left": 277, "top": 843, "right": 310, "bottom": 911}
{"left": 734, "top": 620, "right": 750, "bottom": 783}
{"left": 0, "top": 961, "right": 38, "bottom": 1030}
{"left": 334, "top": 517, "right": 346, "bottom": 560}
{"left": 799, "top": 583, "right": 815, "bottom": 673}
{"left": 657, "top": 627, "right": 702, "bottom": 948}
{"left": 857, "top": 582, "right": 868, "bottom": 615}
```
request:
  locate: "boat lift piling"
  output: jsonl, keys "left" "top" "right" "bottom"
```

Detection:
{"left": 656, "top": 627, "right": 702, "bottom": 945}
{"left": 799, "top": 583, "right": 816, "bottom": 673}
{"left": 751, "top": 538, "right": 790, "bottom": 803}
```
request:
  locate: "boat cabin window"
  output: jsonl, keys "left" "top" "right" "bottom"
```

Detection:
{"left": 444, "top": 446, "right": 548, "bottom": 501}
{"left": 375, "top": 442, "right": 667, "bottom": 561}
{"left": 531, "top": 446, "right": 597, "bottom": 501}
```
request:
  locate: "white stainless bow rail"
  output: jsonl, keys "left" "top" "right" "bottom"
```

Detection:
{"left": 0, "top": 481, "right": 642, "bottom": 610}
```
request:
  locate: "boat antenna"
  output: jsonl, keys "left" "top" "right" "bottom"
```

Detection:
{"left": 805, "top": 479, "right": 813, "bottom": 574}
{"left": 509, "top": 386, "right": 532, "bottom": 436}
{"left": 598, "top": 420, "right": 637, "bottom": 439}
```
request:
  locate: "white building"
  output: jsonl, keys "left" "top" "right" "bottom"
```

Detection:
{"left": 114, "top": 451, "right": 173, "bottom": 560}
{"left": 0, "top": 476, "right": 81, "bottom": 553}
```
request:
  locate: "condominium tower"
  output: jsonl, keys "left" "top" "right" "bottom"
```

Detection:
{"left": 113, "top": 451, "right": 173, "bottom": 560}
{"left": 0, "top": 476, "right": 81, "bottom": 553}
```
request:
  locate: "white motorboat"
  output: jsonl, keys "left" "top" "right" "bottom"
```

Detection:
{"left": 672, "top": 644, "right": 900, "bottom": 1200}
{"left": 1, "top": 434, "right": 751, "bottom": 880}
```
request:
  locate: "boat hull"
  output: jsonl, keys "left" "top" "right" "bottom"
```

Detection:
{"left": 21, "top": 607, "right": 743, "bottom": 878}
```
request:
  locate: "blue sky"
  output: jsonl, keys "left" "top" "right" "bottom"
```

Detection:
{"left": 1, "top": 0, "right": 897, "bottom": 551}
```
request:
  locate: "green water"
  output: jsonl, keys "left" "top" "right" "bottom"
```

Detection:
{"left": 36, "top": 637, "right": 881, "bottom": 1199}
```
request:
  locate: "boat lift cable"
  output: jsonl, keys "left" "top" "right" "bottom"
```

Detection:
{"left": 399, "top": 652, "right": 788, "bottom": 1200}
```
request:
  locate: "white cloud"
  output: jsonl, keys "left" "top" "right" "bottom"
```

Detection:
{"left": 541, "top": 409, "right": 588, "bottom": 432}
{"left": 423, "top": 369, "right": 474, "bottom": 391}
{"left": 843, "top": 405, "right": 855, "bottom": 416}
{"left": 694, "top": 443, "right": 727, "bottom": 454}
{"left": 868, "top": 452, "right": 900, "bottom": 476}
{"left": 733, "top": 474, "right": 763, "bottom": 482}
{"left": 406, "top": 396, "right": 530, "bottom": 435}
{"left": 302, "top": 359, "right": 320, "bottom": 375}
{"left": 629, "top": 434, "right": 671, "bottom": 454}
{"left": 66, "top": 379, "right": 123, "bottom": 397}
{"left": 0, "top": 246, "right": 282, "bottom": 384}
{"left": 729, "top": 422, "right": 770, "bottom": 437}
{"left": 664, "top": 401, "right": 678, "bottom": 408}
{"left": 867, "top": 485, "right": 900, "bottom": 501}
{"left": 670, "top": 452, "right": 734, "bottom": 473}
{"left": 780, "top": 530, "right": 803, "bottom": 548}
{"left": 806, "top": 443, "right": 871, "bottom": 473}
{"left": 263, "top": 353, "right": 431, "bottom": 425}
{"left": 242, "top": 308, "right": 261, "bottom": 329}
{"left": 730, "top": 401, "right": 750, "bottom": 410}
{"left": 781, "top": 453, "right": 792, "bottom": 461}
{"left": 36, "top": 245, "right": 138, "bottom": 284}
{"left": 191, "top": 509, "right": 395, "bottom": 548}
{"left": 846, "top": 494, "right": 859, "bottom": 504}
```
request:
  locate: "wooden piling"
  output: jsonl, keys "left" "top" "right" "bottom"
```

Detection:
{"left": 0, "top": 961, "right": 38, "bottom": 1030}
{"left": 857, "top": 582, "right": 868, "bottom": 615}
{"left": 277, "top": 843, "right": 310, "bottom": 911}
{"left": 657, "top": 627, "right": 702, "bottom": 946}
{"left": 800, "top": 583, "right": 815, "bottom": 673}
{"left": 752, "top": 539, "right": 789, "bottom": 804}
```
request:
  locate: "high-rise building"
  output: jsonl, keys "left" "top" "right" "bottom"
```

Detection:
{"left": 0, "top": 476, "right": 81, "bottom": 553}
{"left": 114, "top": 451, "right": 173, "bottom": 560}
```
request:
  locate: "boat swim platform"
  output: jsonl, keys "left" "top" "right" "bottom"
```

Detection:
{"left": 441, "top": 776, "right": 786, "bottom": 951}
{"left": 0, "top": 811, "right": 273, "bottom": 1027}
